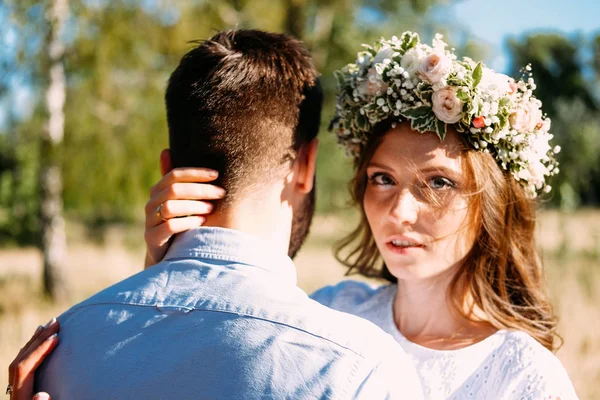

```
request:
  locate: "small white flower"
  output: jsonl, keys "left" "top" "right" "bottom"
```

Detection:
{"left": 373, "top": 46, "right": 395, "bottom": 65}
{"left": 377, "top": 98, "right": 386, "bottom": 106}
{"left": 553, "top": 145, "right": 561, "bottom": 154}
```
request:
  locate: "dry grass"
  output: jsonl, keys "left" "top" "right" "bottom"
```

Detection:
{"left": 1, "top": 210, "right": 599, "bottom": 399}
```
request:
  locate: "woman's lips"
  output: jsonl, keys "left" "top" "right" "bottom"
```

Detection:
{"left": 385, "top": 239, "right": 425, "bottom": 254}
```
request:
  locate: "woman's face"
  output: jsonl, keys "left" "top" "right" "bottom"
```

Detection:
{"left": 363, "top": 124, "right": 476, "bottom": 281}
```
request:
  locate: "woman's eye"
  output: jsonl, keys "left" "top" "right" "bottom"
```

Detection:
{"left": 427, "top": 176, "right": 455, "bottom": 190}
{"left": 369, "top": 172, "right": 394, "bottom": 186}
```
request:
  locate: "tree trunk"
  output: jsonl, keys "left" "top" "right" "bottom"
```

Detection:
{"left": 40, "top": 0, "right": 68, "bottom": 301}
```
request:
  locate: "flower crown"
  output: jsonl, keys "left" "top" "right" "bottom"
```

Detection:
{"left": 330, "top": 32, "right": 560, "bottom": 197}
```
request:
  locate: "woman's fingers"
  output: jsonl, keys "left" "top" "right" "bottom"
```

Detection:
{"left": 32, "top": 393, "right": 51, "bottom": 400}
{"left": 157, "top": 200, "right": 214, "bottom": 221}
{"left": 9, "top": 319, "right": 57, "bottom": 384}
{"left": 149, "top": 168, "right": 219, "bottom": 197}
{"left": 145, "top": 184, "right": 224, "bottom": 227}
{"left": 14, "top": 334, "right": 59, "bottom": 389}
{"left": 19, "top": 319, "right": 60, "bottom": 361}
{"left": 14, "top": 325, "right": 44, "bottom": 360}
{"left": 158, "top": 182, "right": 226, "bottom": 202}
{"left": 145, "top": 184, "right": 225, "bottom": 226}
{"left": 9, "top": 319, "right": 59, "bottom": 400}
{"left": 144, "top": 216, "right": 206, "bottom": 266}
{"left": 145, "top": 216, "right": 206, "bottom": 247}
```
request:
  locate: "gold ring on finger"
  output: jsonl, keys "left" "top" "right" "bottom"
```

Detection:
{"left": 156, "top": 203, "right": 167, "bottom": 222}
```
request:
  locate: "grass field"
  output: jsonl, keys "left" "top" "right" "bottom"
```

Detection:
{"left": 1, "top": 210, "right": 599, "bottom": 399}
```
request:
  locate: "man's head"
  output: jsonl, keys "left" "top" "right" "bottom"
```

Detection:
{"left": 165, "top": 30, "right": 322, "bottom": 257}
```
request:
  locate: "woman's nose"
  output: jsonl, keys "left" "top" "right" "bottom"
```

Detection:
{"left": 389, "top": 188, "right": 418, "bottom": 225}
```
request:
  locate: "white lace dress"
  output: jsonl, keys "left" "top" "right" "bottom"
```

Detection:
{"left": 311, "top": 281, "right": 578, "bottom": 400}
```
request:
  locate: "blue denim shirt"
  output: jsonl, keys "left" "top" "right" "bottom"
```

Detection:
{"left": 36, "top": 227, "right": 423, "bottom": 399}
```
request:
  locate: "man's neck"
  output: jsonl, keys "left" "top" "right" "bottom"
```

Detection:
{"left": 201, "top": 194, "right": 292, "bottom": 257}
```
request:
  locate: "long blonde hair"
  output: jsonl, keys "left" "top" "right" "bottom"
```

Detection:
{"left": 335, "top": 122, "right": 560, "bottom": 351}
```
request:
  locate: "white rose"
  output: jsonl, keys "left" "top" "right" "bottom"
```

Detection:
{"left": 418, "top": 50, "right": 452, "bottom": 84}
{"left": 401, "top": 46, "right": 427, "bottom": 77}
{"left": 357, "top": 67, "right": 388, "bottom": 98}
{"left": 372, "top": 46, "right": 395, "bottom": 65}
{"left": 432, "top": 86, "right": 463, "bottom": 124}
{"left": 479, "top": 68, "right": 512, "bottom": 96}
{"left": 509, "top": 102, "right": 542, "bottom": 133}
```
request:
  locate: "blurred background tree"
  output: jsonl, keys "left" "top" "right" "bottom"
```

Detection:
{"left": 1, "top": 0, "right": 465, "bottom": 235}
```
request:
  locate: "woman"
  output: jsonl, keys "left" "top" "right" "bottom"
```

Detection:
{"left": 10, "top": 32, "right": 577, "bottom": 399}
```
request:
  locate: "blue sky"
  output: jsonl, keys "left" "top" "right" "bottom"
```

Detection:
{"left": 446, "top": 0, "right": 600, "bottom": 72}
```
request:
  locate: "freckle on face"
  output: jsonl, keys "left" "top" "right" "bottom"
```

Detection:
{"left": 363, "top": 124, "right": 476, "bottom": 280}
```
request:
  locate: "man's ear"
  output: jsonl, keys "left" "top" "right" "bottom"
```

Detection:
{"left": 159, "top": 149, "right": 173, "bottom": 176}
{"left": 296, "top": 138, "right": 319, "bottom": 194}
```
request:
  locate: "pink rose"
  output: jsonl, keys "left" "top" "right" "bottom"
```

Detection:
{"left": 432, "top": 86, "right": 463, "bottom": 124}
{"left": 357, "top": 67, "right": 388, "bottom": 97}
{"left": 418, "top": 50, "right": 452, "bottom": 84}
{"left": 509, "top": 102, "right": 542, "bottom": 133}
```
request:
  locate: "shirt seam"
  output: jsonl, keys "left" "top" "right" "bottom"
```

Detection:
{"left": 67, "top": 301, "right": 379, "bottom": 361}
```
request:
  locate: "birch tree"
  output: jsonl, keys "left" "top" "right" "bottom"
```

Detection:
{"left": 40, "top": 0, "right": 68, "bottom": 300}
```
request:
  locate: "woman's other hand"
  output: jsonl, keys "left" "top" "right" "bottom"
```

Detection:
{"left": 7, "top": 318, "right": 59, "bottom": 400}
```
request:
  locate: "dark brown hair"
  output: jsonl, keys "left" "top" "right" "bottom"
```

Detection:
{"left": 335, "top": 121, "right": 560, "bottom": 351}
{"left": 165, "top": 30, "right": 322, "bottom": 206}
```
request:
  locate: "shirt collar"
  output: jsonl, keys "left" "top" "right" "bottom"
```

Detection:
{"left": 163, "top": 227, "right": 297, "bottom": 285}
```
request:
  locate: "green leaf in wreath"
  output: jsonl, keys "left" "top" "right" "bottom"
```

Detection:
{"left": 435, "top": 118, "right": 447, "bottom": 141}
{"left": 472, "top": 62, "right": 483, "bottom": 88}
{"left": 401, "top": 105, "right": 431, "bottom": 119}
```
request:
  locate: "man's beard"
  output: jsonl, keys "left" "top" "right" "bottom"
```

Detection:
{"left": 288, "top": 186, "right": 316, "bottom": 259}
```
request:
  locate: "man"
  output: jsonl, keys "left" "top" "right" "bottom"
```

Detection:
{"left": 35, "top": 30, "right": 423, "bottom": 399}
